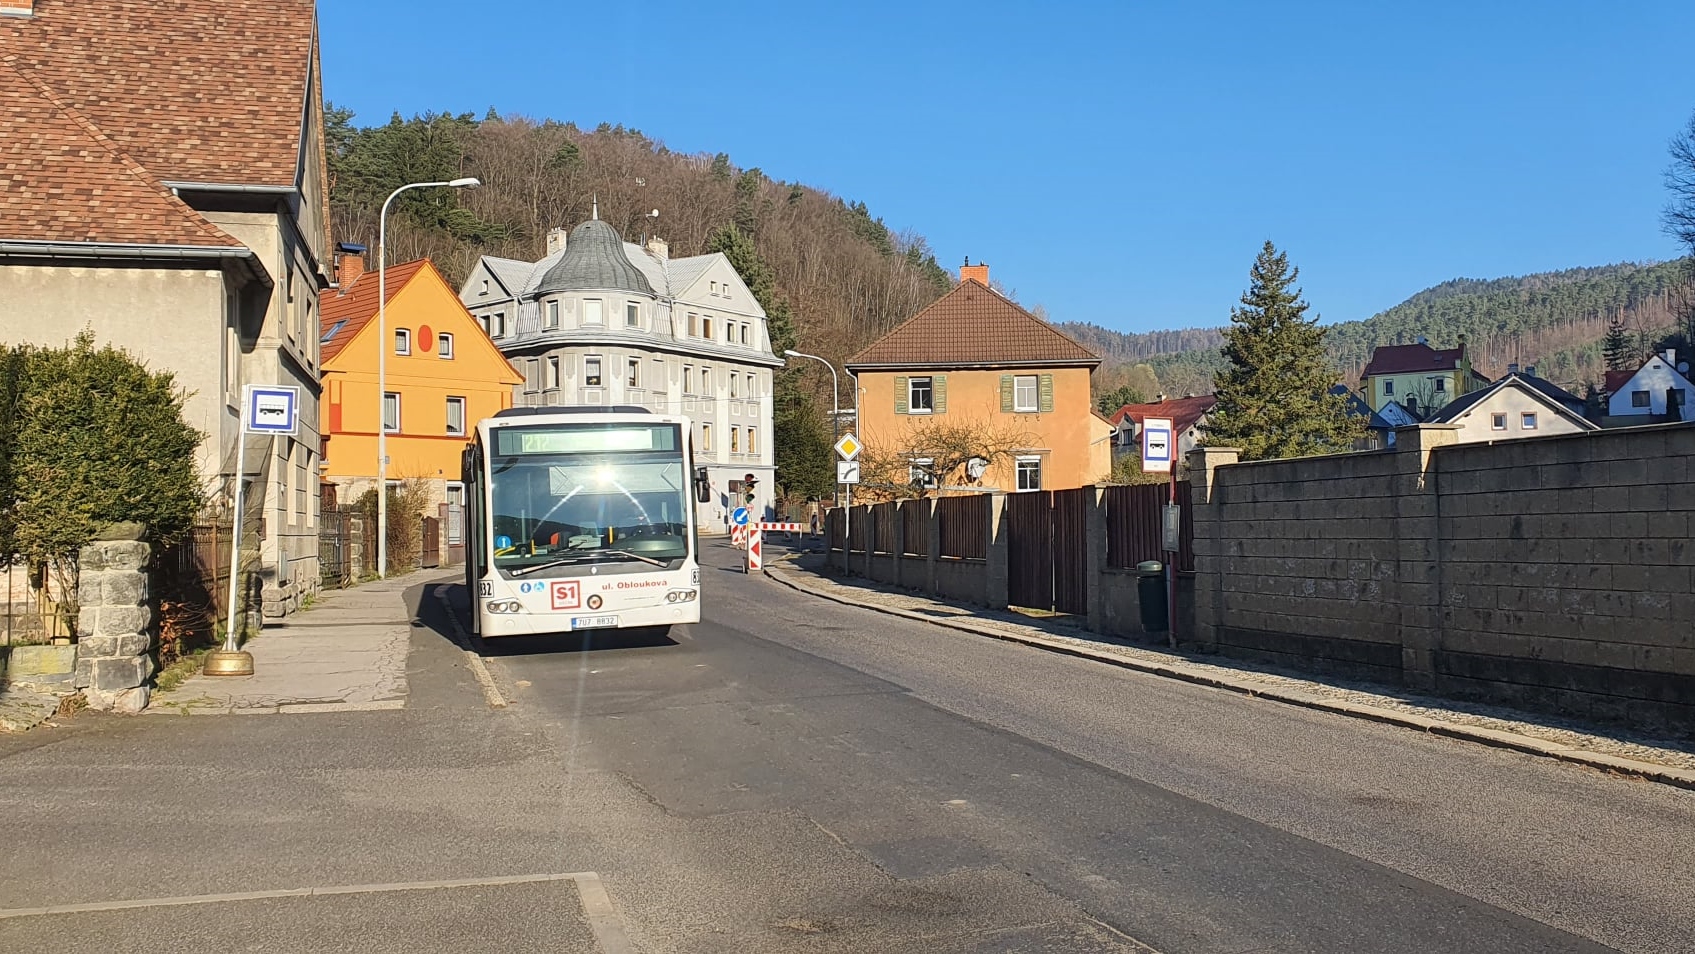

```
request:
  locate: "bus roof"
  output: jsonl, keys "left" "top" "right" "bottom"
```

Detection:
{"left": 493, "top": 406, "right": 651, "bottom": 419}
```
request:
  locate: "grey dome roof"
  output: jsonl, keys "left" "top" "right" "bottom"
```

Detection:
{"left": 533, "top": 219, "right": 655, "bottom": 297}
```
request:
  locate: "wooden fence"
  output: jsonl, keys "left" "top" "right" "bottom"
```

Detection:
{"left": 936, "top": 494, "right": 988, "bottom": 559}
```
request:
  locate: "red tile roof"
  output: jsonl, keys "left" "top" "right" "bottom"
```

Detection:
{"left": 319, "top": 259, "right": 429, "bottom": 363}
{"left": 1361, "top": 342, "right": 1466, "bottom": 377}
{"left": 1109, "top": 395, "right": 1216, "bottom": 436}
{"left": 847, "top": 279, "right": 1100, "bottom": 369}
{"left": 1604, "top": 369, "right": 1634, "bottom": 394}
{"left": 0, "top": 58, "right": 240, "bottom": 246}
{"left": 0, "top": 0, "right": 318, "bottom": 189}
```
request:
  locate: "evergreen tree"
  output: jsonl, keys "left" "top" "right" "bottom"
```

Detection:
{"left": 1204, "top": 242, "right": 1363, "bottom": 461}
{"left": 1602, "top": 317, "right": 1635, "bottom": 371}
{"left": 1095, "top": 384, "right": 1148, "bottom": 416}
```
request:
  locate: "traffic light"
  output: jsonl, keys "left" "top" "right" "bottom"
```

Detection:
{"left": 743, "top": 473, "right": 758, "bottom": 504}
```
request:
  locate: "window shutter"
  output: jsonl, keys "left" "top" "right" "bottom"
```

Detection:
{"left": 933, "top": 375, "right": 947, "bottom": 414}
{"left": 1000, "top": 374, "right": 1014, "bottom": 412}
{"left": 1039, "top": 374, "right": 1054, "bottom": 413}
{"left": 894, "top": 376, "right": 908, "bottom": 415}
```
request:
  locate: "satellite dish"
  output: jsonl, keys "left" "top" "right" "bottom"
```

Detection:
{"left": 965, "top": 457, "right": 989, "bottom": 481}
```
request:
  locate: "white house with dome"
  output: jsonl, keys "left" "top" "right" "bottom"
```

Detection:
{"left": 458, "top": 214, "right": 780, "bottom": 531}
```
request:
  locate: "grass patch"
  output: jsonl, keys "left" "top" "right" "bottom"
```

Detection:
{"left": 154, "top": 645, "right": 216, "bottom": 694}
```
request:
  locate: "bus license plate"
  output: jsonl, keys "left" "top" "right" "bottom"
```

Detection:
{"left": 571, "top": 615, "right": 620, "bottom": 630}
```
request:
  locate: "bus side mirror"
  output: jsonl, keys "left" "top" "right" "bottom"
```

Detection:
{"left": 460, "top": 445, "right": 478, "bottom": 481}
{"left": 695, "top": 466, "right": 711, "bottom": 504}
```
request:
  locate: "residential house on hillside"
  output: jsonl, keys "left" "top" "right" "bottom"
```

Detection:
{"left": 459, "top": 214, "right": 780, "bottom": 529}
{"left": 0, "top": 0, "right": 330, "bottom": 612}
{"left": 1424, "top": 371, "right": 1596, "bottom": 442}
{"left": 1109, "top": 395, "right": 1216, "bottom": 463}
{"left": 319, "top": 254, "right": 521, "bottom": 513}
{"left": 846, "top": 264, "right": 1112, "bottom": 493}
{"left": 1361, "top": 338, "right": 1488, "bottom": 418}
{"left": 1602, "top": 349, "right": 1692, "bottom": 427}
{"left": 1329, "top": 385, "right": 1398, "bottom": 449}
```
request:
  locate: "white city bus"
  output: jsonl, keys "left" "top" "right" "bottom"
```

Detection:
{"left": 460, "top": 407, "right": 709, "bottom": 638}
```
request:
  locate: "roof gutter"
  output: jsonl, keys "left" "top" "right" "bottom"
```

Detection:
{"left": 162, "top": 180, "right": 299, "bottom": 196}
{"left": 0, "top": 239, "right": 273, "bottom": 287}
{"left": 845, "top": 359, "right": 1102, "bottom": 373}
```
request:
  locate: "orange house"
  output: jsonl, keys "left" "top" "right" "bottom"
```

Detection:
{"left": 846, "top": 264, "right": 1113, "bottom": 494}
{"left": 319, "top": 254, "right": 522, "bottom": 505}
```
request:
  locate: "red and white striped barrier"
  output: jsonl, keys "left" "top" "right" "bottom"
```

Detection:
{"left": 757, "top": 522, "right": 805, "bottom": 532}
{"left": 745, "top": 526, "right": 763, "bottom": 573}
{"left": 731, "top": 524, "right": 746, "bottom": 549}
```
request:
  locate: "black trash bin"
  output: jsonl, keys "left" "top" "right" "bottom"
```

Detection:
{"left": 1137, "top": 560, "right": 1168, "bottom": 632}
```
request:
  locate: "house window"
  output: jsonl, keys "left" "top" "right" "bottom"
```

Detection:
{"left": 688, "top": 313, "right": 699, "bottom": 337}
{"left": 394, "top": 328, "right": 411, "bottom": 355}
{"left": 701, "top": 366, "right": 712, "bottom": 393}
{"left": 740, "top": 324, "right": 750, "bottom": 346}
{"left": 1521, "top": 412, "right": 1538, "bottom": 430}
{"left": 710, "top": 281, "right": 719, "bottom": 296}
{"left": 1383, "top": 380, "right": 1394, "bottom": 396}
{"left": 524, "top": 359, "right": 539, "bottom": 392}
{"left": 730, "top": 426, "right": 740, "bottom": 453}
{"left": 584, "top": 355, "right": 601, "bottom": 387}
{"left": 382, "top": 392, "right": 401, "bottom": 433}
{"left": 730, "top": 374, "right": 739, "bottom": 399}
{"left": 545, "top": 300, "right": 560, "bottom": 329}
{"left": 1433, "top": 378, "right": 1446, "bottom": 393}
{"left": 479, "top": 279, "right": 489, "bottom": 296}
{"left": 1632, "top": 390, "right": 1651, "bottom": 408}
{"left": 748, "top": 426, "right": 759, "bottom": 454}
{"left": 626, "top": 358, "right": 640, "bottom": 388}
{"left": 545, "top": 356, "right": 560, "bottom": 390}
{"left": 701, "top": 315, "right": 713, "bottom": 340}
{"left": 1016, "top": 456, "right": 1042, "bottom": 492}
{"left": 438, "top": 333, "right": 454, "bottom": 359}
{"left": 1013, "top": 375, "right": 1038, "bottom": 412}
{"left": 701, "top": 422, "right": 712, "bottom": 450}
{"left": 1491, "top": 413, "right": 1507, "bottom": 431}
{"left": 491, "top": 312, "right": 507, "bottom": 338}
{"left": 446, "top": 396, "right": 466, "bottom": 436}
{"left": 584, "top": 299, "right": 604, "bottom": 325}
{"left": 746, "top": 373, "right": 756, "bottom": 398}
{"left": 727, "top": 322, "right": 736, "bottom": 344}
{"left": 908, "top": 376, "right": 934, "bottom": 413}
{"left": 684, "top": 366, "right": 694, "bottom": 393}
{"left": 908, "top": 458, "right": 936, "bottom": 489}
{"left": 626, "top": 302, "right": 640, "bottom": 328}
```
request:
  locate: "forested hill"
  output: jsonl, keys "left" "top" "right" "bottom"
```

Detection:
{"left": 1060, "top": 260, "right": 1692, "bottom": 397}
{"left": 325, "top": 108, "right": 954, "bottom": 373}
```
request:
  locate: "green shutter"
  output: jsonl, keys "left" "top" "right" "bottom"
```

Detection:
{"left": 1000, "top": 374, "right": 1014, "bottom": 412}
{"left": 933, "top": 375, "right": 947, "bottom": 414}
{"left": 1039, "top": 373, "right": 1054, "bottom": 413}
{"left": 894, "top": 376, "right": 908, "bottom": 414}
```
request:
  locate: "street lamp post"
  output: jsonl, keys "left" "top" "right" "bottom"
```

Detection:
{"left": 377, "top": 177, "right": 480, "bottom": 578}
{"left": 784, "top": 349, "right": 843, "bottom": 544}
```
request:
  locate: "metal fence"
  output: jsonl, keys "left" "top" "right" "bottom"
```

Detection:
{"left": 1, "top": 562, "right": 69, "bottom": 646}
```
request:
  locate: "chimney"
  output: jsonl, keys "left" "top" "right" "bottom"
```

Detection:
{"left": 0, "top": 1, "right": 36, "bottom": 17}
{"left": 546, "top": 227, "right": 569, "bottom": 256}
{"left": 1508, "top": 363, "right": 1519, "bottom": 374}
{"left": 645, "top": 237, "right": 669, "bottom": 261}
{"left": 1526, "top": 365, "right": 1536, "bottom": 378}
{"left": 1154, "top": 393, "right": 1166, "bottom": 403}
{"left": 1666, "top": 348, "right": 1677, "bottom": 365}
{"left": 959, "top": 256, "right": 989, "bottom": 286}
{"left": 334, "top": 242, "right": 367, "bottom": 288}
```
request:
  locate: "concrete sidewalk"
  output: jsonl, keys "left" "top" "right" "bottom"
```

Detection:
{"left": 151, "top": 571, "right": 454, "bottom": 715}
{"left": 766, "top": 548, "right": 1695, "bottom": 790}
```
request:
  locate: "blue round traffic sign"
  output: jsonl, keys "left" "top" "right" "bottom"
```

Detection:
{"left": 731, "top": 507, "right": 750, "bottom": 526}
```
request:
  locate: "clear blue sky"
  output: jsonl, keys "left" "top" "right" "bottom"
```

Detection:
{"left": 321, "top": 0, "right": 1695, "bottom": 333}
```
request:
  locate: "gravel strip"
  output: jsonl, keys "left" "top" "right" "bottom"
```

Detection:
{"left": 770, "top": 554, "right": 1695, "bottom": 775}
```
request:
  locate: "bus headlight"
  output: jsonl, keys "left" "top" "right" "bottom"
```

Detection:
{"left": 666, "top": 590, "right": 697, "bottom": 603}
{"left": 486, "top": 600, "right": 522, "bottom": 614}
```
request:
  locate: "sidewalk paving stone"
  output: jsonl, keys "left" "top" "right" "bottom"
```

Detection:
{"left": 151, "top": 570, "right": 455, "bottom": 715}
{"left": 768, "top": 549, "right": 1695, "bottom": 788}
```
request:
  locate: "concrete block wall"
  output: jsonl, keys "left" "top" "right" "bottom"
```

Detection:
{"left": 1190, "top": 422, "right": 1695, "bottom": 733}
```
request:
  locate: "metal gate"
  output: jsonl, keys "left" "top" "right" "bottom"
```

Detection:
{"left": 319, "top": 509, "right": 353, "bottom": 588}
{"left": 1051, "top": 488, "right": 1090, "bottom": 615}
{"left": 1005, "top": 491, "right": 1053, "bottom": 611}
{"left": 421, "top": 516, "right": 442, "bottom": 569}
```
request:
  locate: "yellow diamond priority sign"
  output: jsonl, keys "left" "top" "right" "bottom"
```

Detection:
{"left": 834, "top": 432, "right": 862, "bottom": 461}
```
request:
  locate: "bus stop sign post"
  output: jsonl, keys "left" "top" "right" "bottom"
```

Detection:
{"left": 1142, "top": 417, "right": 1180, "bottom": 649}
{"left": 205, "top": 385, "right": 299, "bottom": 676}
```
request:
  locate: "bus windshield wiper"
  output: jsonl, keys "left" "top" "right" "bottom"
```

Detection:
{"left": 508, "top": 550, "right": 670, "bottom": 576}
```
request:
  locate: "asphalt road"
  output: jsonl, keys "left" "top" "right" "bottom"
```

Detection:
{"left": 1, "top": 539, "right": 1692, "bottom": 952}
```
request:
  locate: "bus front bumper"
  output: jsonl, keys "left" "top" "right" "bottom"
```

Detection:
{"left": 481, "top": 601, "right": 700, "bottom": 638}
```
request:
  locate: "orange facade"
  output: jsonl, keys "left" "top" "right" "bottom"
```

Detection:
{"left": 319, "top": 259, "right": 521, "bottom": 488}
{"left": 856, "top": 366, "right": 1113, "bottom": 493}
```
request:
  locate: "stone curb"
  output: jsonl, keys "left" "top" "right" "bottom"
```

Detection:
{"left": 765, "top": 562, "right": 1695, "bottom": 793}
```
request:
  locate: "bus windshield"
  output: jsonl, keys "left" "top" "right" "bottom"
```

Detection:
{"left": 488, "top": 423, "right": 689, "bottom": 574}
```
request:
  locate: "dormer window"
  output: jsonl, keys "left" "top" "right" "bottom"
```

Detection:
{"left": 584, "top": 299, "right": 604, "bottom": 325}
{"left": 545, "top": 300, "right": 560, "bottom": 330}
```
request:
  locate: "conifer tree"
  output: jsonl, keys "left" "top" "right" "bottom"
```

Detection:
{"left": 1204, "top": 242, "right": 1363, "bottom": 461}
{"left": 1602, "top": 317, "right": 1636, "bottom": 372}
